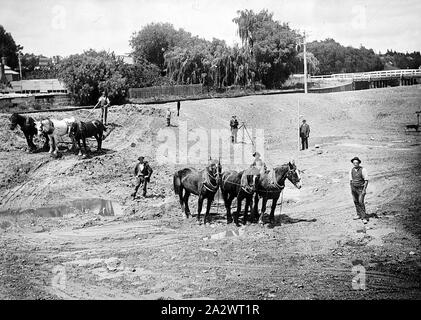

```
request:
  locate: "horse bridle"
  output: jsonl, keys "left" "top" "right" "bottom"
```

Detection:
{"left": 286, "top": 165, "right": 300, "bottom": 185}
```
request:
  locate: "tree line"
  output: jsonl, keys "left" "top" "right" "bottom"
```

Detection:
{"left": 1, "top": 9, "right": 420, "bottom": 105}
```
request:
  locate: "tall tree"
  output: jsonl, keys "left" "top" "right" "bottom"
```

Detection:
{"left": 0, "top": 25, "right": 21, "bottom": 69}
{"left": 233, "top": 9, "right": 300, "bottom": 88}
{"left": 57, "top": 50, "right": 128, "bottom": 105}
{"left": 130, "top": 23, "right": 194, "bottom": 72}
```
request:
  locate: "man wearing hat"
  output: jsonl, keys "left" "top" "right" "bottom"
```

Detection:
{"left": 349, "top": 156, "right": 369, "bottom": 223}
{"left": 131, "top": 156, "right": 153, "bottom": 199}
{"left": 230, "top": 115, "right": 239, "bottom": 143}
{"left": 299, "top": 119, "right": 310, "bottom": 150}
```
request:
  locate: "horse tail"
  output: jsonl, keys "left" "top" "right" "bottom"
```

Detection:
{"left": 173, "top": 171, "right": 182, "bottom": 195}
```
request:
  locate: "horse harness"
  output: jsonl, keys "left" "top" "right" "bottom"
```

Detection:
{"left": 271, "top": 169, "right": 285, "bottom": 190}
{"left": 41, "top": 119, "right": 55, "bottom": 135}
{"left": 202, "top": 171, "right": 219, "bottom": 193}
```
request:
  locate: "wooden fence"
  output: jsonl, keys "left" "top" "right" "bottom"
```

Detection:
{"left": 128, "top": 84, "right": 203, "bottom": 99}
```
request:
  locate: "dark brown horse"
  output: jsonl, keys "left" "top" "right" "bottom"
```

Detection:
{"left": 221, "top": 167, "right": 260, "bottom": 225}
{"left": 9, "top": 113, "right": 49, "bottom": 151}
{"left": 253, "top": 161, "right": 302, "bottom": 225}
{"left": 173, "top": 160, "right": 222, "bottom": 224}
{"left": 68, "top": 120, "right": 107, "bottom": 156}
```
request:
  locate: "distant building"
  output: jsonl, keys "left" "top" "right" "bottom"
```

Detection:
{"left": 38, "top": 56, "right": 52, "bottom": 67}
{"left": 117, "top": 54, "right": 134, "bottom": 65}
{"left": 1, "top": 64, "right": 20, "bottom": 82}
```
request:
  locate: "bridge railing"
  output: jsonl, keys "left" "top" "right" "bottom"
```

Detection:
{"left": 310, "top": 69, "right": 421, "bottom": 80}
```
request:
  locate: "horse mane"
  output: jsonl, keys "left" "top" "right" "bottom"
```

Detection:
{"left": 259, "top": 163, "right": 289, "bottom": 187}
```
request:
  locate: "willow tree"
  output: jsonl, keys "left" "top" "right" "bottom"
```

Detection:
{"left": 233, "top": 9, "right": 300, "bottom": 88}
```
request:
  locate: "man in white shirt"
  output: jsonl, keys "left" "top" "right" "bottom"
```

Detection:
{"left": 349, "top": 156, "right": 369, "bottom": 224}
{"left": 95, "top": 92, "right": 110, "bottom": 125}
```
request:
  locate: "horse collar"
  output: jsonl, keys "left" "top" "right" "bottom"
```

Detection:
{"left": 204, "top": 172, "right": 218, "bottom": 192}
{"left": 241, "top": 186, "right": 253, "bottom": 194}
{"left": 272, "top": 168, "right": 285, "bottom": 190}
{"left": 203, "top": 183, "right": 217, "bottom": 192}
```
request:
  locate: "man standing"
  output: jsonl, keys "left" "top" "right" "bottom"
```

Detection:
{"left": 177, "top": 100, "right": 181, "bottom": 116}
{"left": 299, "top": 119, "right": 310, "bottom": 150}
{"left": 131, "top": 156, "right": 153, "bottom": 199}
{"left": 230, "top": 115, "right": 239, "bottom": 143}
{"left": 349, "top": 157, "right": 369, "bottom": 224}
{"left": 166, "top": 108, "right": 171, "bottom": 126}
{"left": 95, "top": 92, "right": 110, "bottom": 125}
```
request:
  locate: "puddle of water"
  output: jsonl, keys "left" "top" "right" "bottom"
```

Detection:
{"left": 0, "top": 198, "right": 124, "bottom": 217}
{"left": 203, "top": 228, "right": 246, "bottom": 241}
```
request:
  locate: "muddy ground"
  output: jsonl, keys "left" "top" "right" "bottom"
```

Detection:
{"left": 0, "top": 85, "right": 420, "bottom": 300}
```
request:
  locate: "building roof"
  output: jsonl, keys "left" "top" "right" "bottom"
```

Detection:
{"left": 3, "top": 65, "right": 19, "bottom": 75}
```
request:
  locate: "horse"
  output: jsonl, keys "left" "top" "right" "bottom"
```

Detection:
{"left": 68, "top": 120, "right": 107, "bottom": 156}
{"left": 37, "top": 117, "right": 76, "bottom": 154}
{"left": 9, "top": 113, "right": 49, "bottom": 151}
{"left": 221, "top": 167, "right": 260, "bottom": 225}
{"left": 173, "top": 160, "right": 222, "bottom": 224}
{"left": 253, "top": 161, "right": 302, "bottom": 225}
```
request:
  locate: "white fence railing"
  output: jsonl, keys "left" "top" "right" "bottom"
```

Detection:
{"left": 311, "top": 69, "right": 421, "bottom": 80}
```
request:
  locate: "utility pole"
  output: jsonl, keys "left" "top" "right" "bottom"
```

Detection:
{"left": 18, "top": 51, "right": 22, "bottom": 80}
{"left": 303, "top": 31, "right": 308, "bottom": 94}
{"left": 298, "top": 99, "right": 301, "bottom": 152}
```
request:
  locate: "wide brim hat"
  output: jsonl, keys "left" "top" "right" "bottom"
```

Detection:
{"left": 138, "top": 156, "right": 145, "bottom": 161}
{"left": 350, "top": 157, "right": 361, "bottom": 164}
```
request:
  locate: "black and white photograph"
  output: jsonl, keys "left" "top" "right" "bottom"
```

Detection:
{"left": 0, "top": 0, "right": 420, "bottom": 306}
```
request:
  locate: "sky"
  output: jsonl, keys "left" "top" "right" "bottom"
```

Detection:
{"left": 1, "top": 0, "right": 420, "bottom": 57}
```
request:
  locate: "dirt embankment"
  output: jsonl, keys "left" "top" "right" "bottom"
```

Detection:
{"left": 0, "top": 85, "right": 420, "bottom": 300}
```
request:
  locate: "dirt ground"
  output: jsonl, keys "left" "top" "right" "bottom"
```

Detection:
{"left": 0, "top": 85, "right": 420, "bottom": 300}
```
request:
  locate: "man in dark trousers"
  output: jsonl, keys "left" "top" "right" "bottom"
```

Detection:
{"left": 299, "top": 119, "right": 310, "bottom": 150}
{"left": 131, "top": 156, "right": 153, "bottom": 199}
{"left": 177, "top": 100, "right": 181, "bottom": 116}
{"left": 166, "top": 108, "right": 171, "bottom": 126}
{"left": 230, "top": 115, "right": 239, "bottom": 143}
{"left": 349, "top": 156, "right": 369, "bottom": 224}
{"left": 95, "top": 92, "right": 110, "bottom": 125}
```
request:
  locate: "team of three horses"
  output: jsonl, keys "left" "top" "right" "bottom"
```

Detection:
{"left": 173, "top": 159, "right": 302, "bottom": 226}
{"left": 9, "top": 113, "right": 106, "bottom": 156}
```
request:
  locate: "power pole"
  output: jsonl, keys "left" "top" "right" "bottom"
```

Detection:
{"left": 303, "top": 31, "right": 308, "bottom": 94}
{"left": 298, "top": 99, "right": 301, "bottom": 151}
{"left": 18, "top": 52, "right": 22, "bottom": 80}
